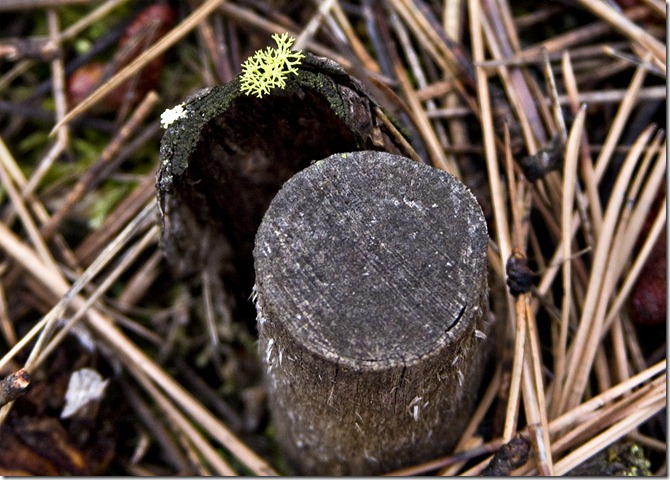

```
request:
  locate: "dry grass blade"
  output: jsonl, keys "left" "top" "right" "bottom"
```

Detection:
{"left": 550, "top": 378, "right": 665, "bottom": 459}
{"left": 522, "top": 302, "right": 553, "bottom": 474}
{"left": 0, "top": 200, "right": 156, "bottom": 395}
{"left": 559, "top": 124, "right": 658, "bottom": 413}
{"left": 503, "top": 287, "right": 524, "bottom": 440}
{"left": 594, "top": 53, "right": 654, "bottom": 180}
{"left": 50, "top": 0, "right": 225, "bottom": 134}
{"left": 574, "top": 0, "right": 665, "bottom": 64}
{"left": 552, "top": 394, "right": 665, "bottom": 475}
{"left": 387, "top": 10, "right": 459, "bottom": 175}
{"left": 469, "top": 0, "right": 512, "bottom": 263}
{"left": 0, "top": 139, "right": 61, "bottom": 278}
{"left": 126, "top": 360, "right": 237, "bottom": 475}
{"left": 85, "top": 312, "right": 278, "bottom": 475}
{"left": 0, "top": 198, "right": 276, "bottom": 473}
{"left": 0, "top": 1, "right": 664, "bottom": 475}
{"left": 33, "top": 225, "right": 159, "bottom": 370}
{"left": 42, "top": 91, "right": 159, "bottom": 237}
{"left": 550, "top": 360, "right": 665, "bottom": 432}
{"left": 550, "top": 104, "right": 587, "bottom": 416}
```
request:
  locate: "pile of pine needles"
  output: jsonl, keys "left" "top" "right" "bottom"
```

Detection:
{"left": 0, "top": 0, "right": 665, "bottom": 475}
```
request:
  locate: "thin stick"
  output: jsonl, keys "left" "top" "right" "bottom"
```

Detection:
{"left": 0, "top": 206, "right": 277, "bottom": 474}
{"left": 331, "top": 1, "right": 380, "bottom": 73}
{"left": 511, "top": 6, "right": 650, "bottom": 63}
{"left": 594, "top": 53, "right": 653, "bottom": 180}
{"left": 423, "top": 85, "right": 666, "bottom": 112}
{"left": 294, "top": 0, "right": 336, "bottom": 50}
{"left": 479, "top": 0, "right": 543, "bottom": 150}
{"left": 520, "top": 301, "right": 552, "bottom": 474}
{"left": 573, "top": 0, "right": 665, "bottom": 64}
{"left": 51, "top": 0, "right": 225, "bottom": 134}
{"left": 553, "top": 396, "right": 665, "bottom": 475}
{"left": 387, "top": 438, "right": 502, "bottom": 476}
{"left": 42, "top": 91, "right": 159, "bottom": 238}
{"left": 121, "top": 378, "right": 194, "bottom": 472}
{"left": 523, "top": 301, "right": 553, "bottom": 474}
{"left": 549, "top": 360, "right": 665, "bottom": 434}
{"left": 0, "top": 200, "right": 156, "bottom": 377}
{"left": 551, "top": 380, "right": 665, "bottom": 458}
{"left": 562, "top": 51, "right": 602, "bottom": 240}
{"left": 0, "top": 144, "right": 61, "bottom": 277}
{"left": 616, "top": 134, "right": 666, "bottom": 270}
{"left": 387, "top": 11, "right": 459, "bottom": 175}
{"left": 33, "top": 226, "right": 159, "bottom": 370}
{"left": 514, "top": 373, "right": 666, "bottom": 475}
{"left": 126, "top": 359, "right": 237, "bottom": 475}
{"left": 469, "top": 0, "right": 512, "bottom": 289}
{"left": 500, "top": 130, "right": 523, "bottom": 443}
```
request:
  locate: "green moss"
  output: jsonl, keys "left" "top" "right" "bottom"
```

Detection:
{"left": 159, "top": 78, "right": 243, "bottom": 188}
{"left": 568, "top": 442, "right": 652, "bottom": 476}
{"left": 159, "top": 56, "right": 354, "bottom": 191}
{"left": 294, "top": 70, "right": 348, "bottom": 122}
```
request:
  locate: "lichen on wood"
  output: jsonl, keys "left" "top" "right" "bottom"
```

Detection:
{"left": 156, "top": 53, "right": 414, "bottom": 327}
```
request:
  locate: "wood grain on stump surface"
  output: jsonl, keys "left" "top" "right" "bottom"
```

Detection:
{"left": 256, "top": 151, "right": 487, "bottom": 368}
{"left": 254, "top": 151, "right": 490, "bottom": 474}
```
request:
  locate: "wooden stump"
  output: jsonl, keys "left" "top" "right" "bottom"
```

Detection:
{"left": 254, "top": 151, "right": 490, "bottom": 475}
{"left": 157, "top": 53, "right": 414, "bottom": 327}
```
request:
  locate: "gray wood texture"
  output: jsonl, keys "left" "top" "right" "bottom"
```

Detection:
{"left": 254, "top": 151, "right": 490, "bottom": 474}
{"left": 157, "top": 53, "right": 414, "bottom": 329}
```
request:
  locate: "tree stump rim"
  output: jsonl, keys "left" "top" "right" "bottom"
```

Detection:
{"left": 254, "top": 151, "right": 488, "bottom": 371}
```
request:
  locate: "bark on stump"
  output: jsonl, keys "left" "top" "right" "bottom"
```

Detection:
{"left": 157, "top": 53, "right": 414, "bottom": 327}
{"left": 254, "top": 151, "right": 490, "bottom": 475}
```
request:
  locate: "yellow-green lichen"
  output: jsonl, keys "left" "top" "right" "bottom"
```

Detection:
{"left": 240, "top": 33, "right": 304, "bottom": 98}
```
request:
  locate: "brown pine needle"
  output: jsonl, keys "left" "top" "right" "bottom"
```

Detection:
{"left": 574, "top": 0, "right": 666, "bottom": 64}
{"left": 559, "top": 125, "right": 658, "bottom": 413}
{"left": 0, "top": 1, "right": 664, "bottom": 475}
{"left": 50, "top": 0, "right": 226, "bottom": 135}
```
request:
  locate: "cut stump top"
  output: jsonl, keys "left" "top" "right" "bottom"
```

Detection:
{"left": 254, "top": 151, "right": 488, "bottom": 370}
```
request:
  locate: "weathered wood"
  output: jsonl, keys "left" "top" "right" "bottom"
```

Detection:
{"left": 254, "top": 151, "right": 490, "bottom": 475}
{"left": 157, "top": 53, "right": 414, "bottom": 327}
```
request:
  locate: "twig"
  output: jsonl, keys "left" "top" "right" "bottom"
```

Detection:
{"left": 0, "top": 368, "right": 31, "bottom": 407}
{"left": 481, "top": 434, "right": 530, "bottom": 476}
{"left": 125, "top": 359, "right": 235, "bottom": 475}
{"left": 595, "top": 53, "right": 654, "bottom": 181}
{"left": 559, "top": 125, "right": 657, "bottom": 413}
{"left": 51, "top": 0, "right": 225, "bottom": 134}
{"left": 42, "top": 91, "right": 159, "bottom": 238}
{"left": 553, "top": 395, "right": 665, "bottom": 475}
{"left": 573, "top": 0, "right": 665, "bottom": 64}
{"left": 0, "top": 200, "right": 277, "bottom": 474}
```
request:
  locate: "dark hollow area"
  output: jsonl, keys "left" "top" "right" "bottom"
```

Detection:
{"left": 170, "top": 90, "right": 371, "bottom": 327}
{"left": 158, "top": 54, "right": 416, "bottom": 333}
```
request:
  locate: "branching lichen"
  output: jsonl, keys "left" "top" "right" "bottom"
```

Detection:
{"left": 240, "top": 33, "right": 304, "bottom": 98}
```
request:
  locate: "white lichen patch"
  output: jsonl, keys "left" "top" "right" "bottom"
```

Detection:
{"left": 160, "top": 103, "right": 186, "bottom": 128}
